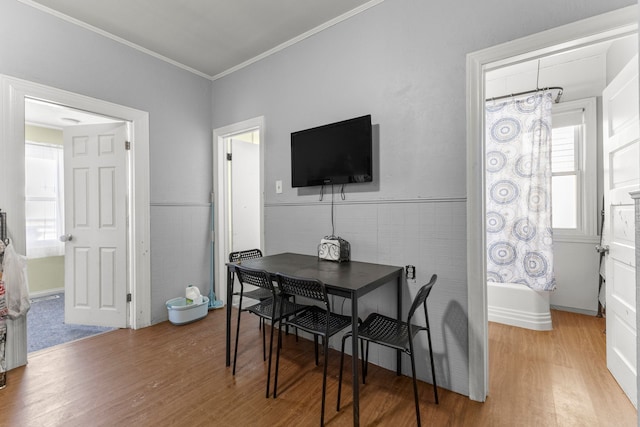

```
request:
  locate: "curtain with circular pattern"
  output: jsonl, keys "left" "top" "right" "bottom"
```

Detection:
{"left": 485, "top": 92, "right": 556, "bottom": 291}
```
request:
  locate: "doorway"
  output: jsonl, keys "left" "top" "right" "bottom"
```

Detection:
{"left": 465, "top": 6, "right": 638, "bottom": 402}
{"left": 24, "top": 99, "right": 125, "bottom": 351}
{"left": 212, "top": 117, "right": 265, "bottom": 304}
{"left": 0, "top": 75, "right": 151, "bottom": 370}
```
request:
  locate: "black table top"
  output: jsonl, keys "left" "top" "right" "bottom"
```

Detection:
{"left": 227, "top": 252, "right": 403, "bottom": 297}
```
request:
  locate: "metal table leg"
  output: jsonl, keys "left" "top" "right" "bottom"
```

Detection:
{"left": 225, "top": 266, "right": 233, "bottom": 367}
{"left": 351, "top": 294, "right": 360, "bottom": 426}
{"left": 397, "top": 275, "right": 402, "bottom": 375}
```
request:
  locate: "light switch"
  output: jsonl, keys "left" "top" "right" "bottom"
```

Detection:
{"left": 275, "top": 180, "right": 283, "bottom": 194}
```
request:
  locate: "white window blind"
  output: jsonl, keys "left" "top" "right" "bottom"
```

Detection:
{"left": 25, "top": 142, "right": 65, "bottom": 258}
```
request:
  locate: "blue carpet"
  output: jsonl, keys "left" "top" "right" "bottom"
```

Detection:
{"left": 27, "top": 293, "right": 115, "bottom": 353}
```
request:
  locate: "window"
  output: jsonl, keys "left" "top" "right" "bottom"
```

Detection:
{"left": 551, "top": 125, "right": 579, "bottom": 228}
{"left": 25, "top": 142, "right": 65, "bottom": 258}
{"left": 550, "top": 98, "right": 597, "bottom": 241}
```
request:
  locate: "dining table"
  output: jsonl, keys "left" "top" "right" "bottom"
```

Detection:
{"left": 225, "top": 252, "right": 404, "bottom": 427}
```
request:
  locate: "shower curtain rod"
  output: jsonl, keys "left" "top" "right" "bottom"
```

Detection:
{"left": 486, "top": 86, "right": 564, "bottom": 104}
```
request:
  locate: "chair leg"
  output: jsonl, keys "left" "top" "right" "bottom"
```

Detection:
{"left": 273, "top": 322, "right": 284, "bottom": 399}
{"left": 265, "top": 318, "right": 276, "bottom": 398}
{"left": 363, "top": 341, "right": 370, "bottom": 383}
{"left": 337, "top": 334, "right": 348, "bottom": 411}
{"left": 321, "top": 334, "right": 329, "bottom": 426}
{"left": 426, "top": 328, "right": 439, "bottom": 404}
{"left": 409, "top": 351, "right": 421, "bottom": 427}
{"left": 262, "top": 318, "right": 267, "bottom": 361}
{"left": 359, "top": 339, "right": 364, "bottom": 384}
{"left": 314, "top": 335, "right": 319, "bottom": 366}
{"left": 409, "top": 341, "right": 421, "bottom": 427}
{"left": 232, "top": 308, "right": 243, "bottom": 375}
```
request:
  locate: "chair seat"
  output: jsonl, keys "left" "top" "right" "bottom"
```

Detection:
{"left": 285, "top": 306, "right": 352, "bottom": 337}
{"left": 245, "top": 296, "right": 306, "bottom": 320}
{"left": 351, "top": 313, "right": 423, "bottom": 352}
{"left": 236, "top": 287, "right": 273, "bottom": 302}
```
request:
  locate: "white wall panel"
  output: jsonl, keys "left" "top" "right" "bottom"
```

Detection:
{"left": 265, "top": 199, "right": 469, "bottom": 394}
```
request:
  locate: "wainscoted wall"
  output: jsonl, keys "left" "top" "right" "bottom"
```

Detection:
{"left": 4, "top": 316, "right": 26, "bottom": 374}
{"left": 150, "top": 203, "right": 211, "bottom": 324}
{"left": 265, "top": 197, "right": 468, "bottom": 394}
{"left": 551, "top": 242, "right": 601, "bottom": 314}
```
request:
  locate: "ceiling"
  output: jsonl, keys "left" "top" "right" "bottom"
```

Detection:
{"left": 25, "top": 98, "right": 122, "bottom": 129}
{"left": 485, "top": 39, "right": 618, "bottom": 102}
{"left": 22, "top": 0, "right": 382, "bottom": 79}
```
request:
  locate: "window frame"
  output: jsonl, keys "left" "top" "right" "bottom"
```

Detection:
{"left": 551, "top": 97, "right": 597, "bottom": 243}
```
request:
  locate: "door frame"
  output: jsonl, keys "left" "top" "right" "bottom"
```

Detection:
{"left": 0, "top": 75, "right": 151, "bottom": 329}
{"left": 465, "top": 6, "right": 638, "bottom": 401}
{"left": 212, "top": 116, "right": 265, "bottom": 304}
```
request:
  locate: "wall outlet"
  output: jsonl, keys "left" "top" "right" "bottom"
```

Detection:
{"left": 405, "top": 265, "right": 415, "bottom": 280}
{"left": 275, "top": 180, "right": 282, "bottom": 194}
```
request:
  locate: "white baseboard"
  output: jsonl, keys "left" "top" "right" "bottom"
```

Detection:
{"left": 29, "top": 287, "right": 64, "bottom": 299}
{"left": 488, "top": 306, "right": 553, "bottom": 331}
{"left": 550, "top": 304, "right": 598, "bottom": 317}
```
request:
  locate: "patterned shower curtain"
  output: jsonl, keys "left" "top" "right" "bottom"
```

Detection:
{"left": 485, "top": 92, "right": 556, "bottom": 291}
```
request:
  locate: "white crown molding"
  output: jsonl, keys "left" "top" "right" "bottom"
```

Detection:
{"left": 18, "top": 0, "right": 385, "bottom": 81}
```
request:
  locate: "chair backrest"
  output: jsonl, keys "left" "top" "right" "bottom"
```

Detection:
{"left": 407, "top": 274, "right": 438, "bottom": 324}
{"left": 229, "top": 248, "right": 263, "bottom": 263}
{"left": 276, "top": 273, "right": 328, "bottom": 306}
{"left": 234, "top": 265, "right": 275, "bottom": 293}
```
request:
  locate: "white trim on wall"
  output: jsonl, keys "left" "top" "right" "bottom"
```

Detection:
{"left": 212, "top": 116, "right": 265, "bottom": 303}
{"left": 466, "top": 6, "right": 638, "bottom": 402}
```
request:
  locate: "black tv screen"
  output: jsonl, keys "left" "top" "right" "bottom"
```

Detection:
{"left": 291, "top": 115, "right": 373, "bottom": 188}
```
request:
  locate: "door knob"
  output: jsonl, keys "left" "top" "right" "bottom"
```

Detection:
{"left": 59, "top": 234, "right": 73, "bottom": 242}
{"left": 595, "top": 244, "right": 609, "bottom": 254}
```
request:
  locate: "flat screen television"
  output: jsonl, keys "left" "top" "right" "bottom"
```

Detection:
{"left": 291, "top": 114, "right": 373, "bottom": 188}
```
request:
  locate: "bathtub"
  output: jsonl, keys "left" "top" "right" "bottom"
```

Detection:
{"left": 487, "top": 282, "right": 552, "bottom": 331}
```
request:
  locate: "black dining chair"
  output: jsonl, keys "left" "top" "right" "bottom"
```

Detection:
{"left": 229, "top": 249, "right": 270, "bottom": 303}
{"left": 229, "top": 249, "right": 271, "bottom": 352}
{"left": 337, "top": 274, "right": 438, "bottom": 427}
{"left": 274, "top": 273, "right": 353, "bottom": 426}
{"left": 232, "top": 265, "right": 308, "bottom": 398}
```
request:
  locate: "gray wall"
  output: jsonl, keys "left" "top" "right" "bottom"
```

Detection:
{"left": 0, "top": 1, "right": 213, "bottom": 323}
{"left": 212, "top": 0, "right": 635, "bottom": 396}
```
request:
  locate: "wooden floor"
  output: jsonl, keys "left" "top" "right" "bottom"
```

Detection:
{"left": 0, "top": 309, "right": 636, "bottom": 426}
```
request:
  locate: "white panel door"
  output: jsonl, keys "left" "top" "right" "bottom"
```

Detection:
{"left": 602, "top": 55, "right": 639, "bottom": 408}
{"left": 230, "top": 137, "right": 260, "bottom": 252}
{"left": 63, "top": 123, "right": 128, "bottom": 328}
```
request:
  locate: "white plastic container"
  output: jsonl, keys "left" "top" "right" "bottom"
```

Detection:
{"left": 166, "top": 296, "right": 209, "bottom": 325}
{"left": 185, "top": 285, "right": 203, "bottom": 305}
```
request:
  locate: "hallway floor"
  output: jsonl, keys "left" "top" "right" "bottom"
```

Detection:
{"left": 27, "top": 293, "right": 115, "bottom": 353}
